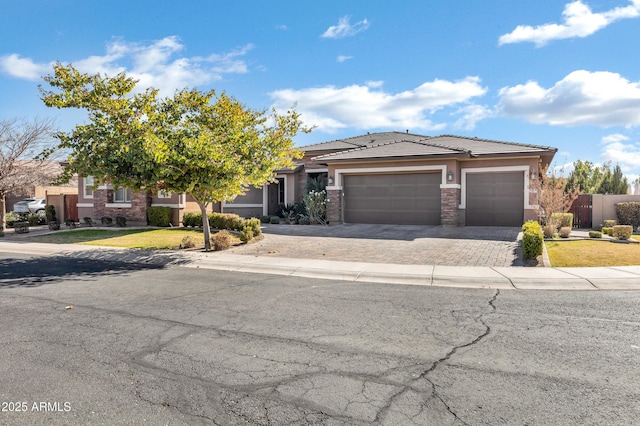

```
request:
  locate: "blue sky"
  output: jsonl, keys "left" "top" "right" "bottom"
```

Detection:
{"left": 2, "top": 0, "right": 640, "bottom": 183}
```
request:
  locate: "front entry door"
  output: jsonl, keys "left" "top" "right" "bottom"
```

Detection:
{"left": 267, "top": 178, "right": 284, "bottom": 216}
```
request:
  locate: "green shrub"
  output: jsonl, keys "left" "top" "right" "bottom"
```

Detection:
{"left": 603, "top": 219, "right": 617, "bottom": 228}
{"left": 280, "top": 203, "right": 298, "bottom": 224}
{"left": 270, "top": 216, "right": 280, "bottom": 224}
{"left": 208, "top": 212, "right": 224, "bottom": 229}
{"left": 115, "top": 215, "right": 127, "bottom": 227}
{"left": 522, "top": 220, "right": 543, "bottom": 259}
{"left": 226, "top": 215, "right": 244, "bottom": 231}
{"left": 239, "top": 227, "right": 254, "bottom": 243}
{"left": 615, "top": 202, "right": 640, "bottom": 230}
{"left": 602, "top": 227, "right": 613, "bottom": 236}
{"left": 27, "top": 214, "right": 41, "bottom": 226}
{"left": 183, "top": 212, "right": 202, "bottom": 227}
{"left": 303, "top": 190, "right": 328, "bottom": 225}
{"left": 612, "top": 225, "right": 633, "bottom": 240}
{"left": 589, "top": 231, "right": 602, "bottom": 238}
{"left": 559, "top": 227, "right": 571, "bottom": 238}
{"left": 45, "top": 205, "right": 57, "bottom": 223}
{"left": 208, "top": 213, "right": 245, "bottom": 231}
{"left": 550, "top": 213, "right": 573, "bottom": 229}
{"left": 298, "top": 216, "right": 311, "bottom": 225}
{"left": 260, "top": 215, "right": 270, "bottom": 224}
{"left": 244, "top": 218, "right": 262, "bottom": 236}
{"left": 147, "top": 206, "right": 172, "bottom": 227}
{"left": 211, "top": 230, "right": 232, "bottom": 251}
{"left": 5, "top": 211, "right": 19, "bottom": 227}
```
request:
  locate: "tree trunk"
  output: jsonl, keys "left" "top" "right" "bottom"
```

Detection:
{"left": 198, "top": 201, "right": 211, "bottom": 251}
{"left": 0, "top": 193, "right": 5, "bottom": 237}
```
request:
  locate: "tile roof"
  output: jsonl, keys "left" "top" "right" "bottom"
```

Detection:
{"left": 308, "top": 132, "right": 556, "bottom": 162}
{"left": 299, "top": 131, "right": 428, "bottom": 152}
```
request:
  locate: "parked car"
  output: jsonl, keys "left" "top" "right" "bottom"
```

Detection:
{"left": 13, "top": 198, "right": 46, "bottom": 215}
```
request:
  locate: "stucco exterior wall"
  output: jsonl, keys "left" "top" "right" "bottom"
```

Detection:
{"left": 592, "top": 194, "right": 640, "bottom": 228}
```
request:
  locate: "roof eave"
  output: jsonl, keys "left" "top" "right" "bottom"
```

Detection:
{"left": 311, "top": 152, "right": 472, "bottom": 164}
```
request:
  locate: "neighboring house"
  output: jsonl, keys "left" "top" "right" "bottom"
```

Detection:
{"left": 76, "top": 180, "right": 204, "bottom": 226}
{"left": 5, "top": 161, "right": 78, "bottom": 216}
{"left": 77, "top": 131, "right": 557, "bottom": 227}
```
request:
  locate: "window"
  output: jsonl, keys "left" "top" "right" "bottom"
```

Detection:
{"left": 84, "top": 176, "right": 94, "bottom": 198}
{"left": 114, "top": 187, "right": 132, "bottom": 203}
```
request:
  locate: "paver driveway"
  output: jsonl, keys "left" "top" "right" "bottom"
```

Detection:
{"left": 228, "top": 224, "right": 524, "bottom": 267}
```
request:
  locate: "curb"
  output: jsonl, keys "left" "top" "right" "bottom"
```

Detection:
{"left": 2, "top": 241, "right": 640, "bottom": 291}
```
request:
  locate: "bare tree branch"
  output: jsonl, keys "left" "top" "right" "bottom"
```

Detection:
{"left": 0, "top": 117, "right": 60, "bottom": 234}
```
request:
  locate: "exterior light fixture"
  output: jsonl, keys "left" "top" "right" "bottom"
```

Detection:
{"left": 447, "top": 171, "right": 454, "bottom": 182}
{"left": 328, "top": 176, "right": 334, "bottom": 185}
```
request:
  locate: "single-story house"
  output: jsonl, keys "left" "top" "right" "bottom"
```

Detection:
{"left": 76, "top": 131, "right": 557, "bottom": 227}
{"left": 6, "top": 161, "right": 78, "bottom": 215}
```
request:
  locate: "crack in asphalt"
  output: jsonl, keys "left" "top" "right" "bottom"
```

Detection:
{"left": 4, "top": 287, "right": 501, "bottom": 424}
{"left": 375, "top": 289, "right": 500, "bottom": 425}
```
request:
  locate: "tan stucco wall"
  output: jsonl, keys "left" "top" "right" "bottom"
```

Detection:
{"left": 592, "top": 194, "right": 640, "bottom": 227}
{"left": 35, "top": 186, "right": 77, "bottom": 198}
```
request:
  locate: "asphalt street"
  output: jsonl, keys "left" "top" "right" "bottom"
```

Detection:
{"left": 1, "top": 252, "right": 639, "bottom": 425}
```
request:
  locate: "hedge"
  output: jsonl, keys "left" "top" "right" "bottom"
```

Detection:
{"left": 615, "top": 202, "right": 640, "bottom": 230}
{"left": 612, "top": 225, "right": 633, "bottom": 240}
{"left": 147, "top": 206, "right": 172, "bottom": 227}
{"left": 182, "top": 212, "right": 202, "bottom": 227}
{"left": 522, "top": 221, "right": 543, "bottom": 259}
{"left": 182, "top": 211, "right": 261, "bottom": 239}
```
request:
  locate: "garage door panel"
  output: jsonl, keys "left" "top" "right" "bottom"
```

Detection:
{"left": 466, "top": 172, "right": 524, "bottom": 227}
{"left": 344, "top": 173, "right": 441, "bottom": 225}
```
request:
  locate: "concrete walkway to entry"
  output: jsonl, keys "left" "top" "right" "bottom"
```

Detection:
{"left": 1, "top": 223, "right": 640, "bottom": 290}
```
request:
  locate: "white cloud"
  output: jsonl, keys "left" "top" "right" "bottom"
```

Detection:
{"left": 601, "top": 133, "right": 640, "bottom": 172}
{"left": 0, "top": 54, "right": 53, "bottom": 80}
{"left": 321, "top": 16, "right": 370, "bottom": 39}
{"left": 497, "top": 70, "right": 640, "bottom": 127}
{"left": 454, "top": 104, "right": 493, "bottom": 131}
{"left": 0, "top": 36, "right": 253, "bottom": 95}
{"left": 336, "top": 55, "right": 353, "bottom": 63}
{"left": 270, "top": 77, "right": 487, "bottom": 133}
{"left": 499, "top": 0, "right": 640, "bottom": 46}
{"left": 550, "top": 160, "right": 575, "bottom": 177}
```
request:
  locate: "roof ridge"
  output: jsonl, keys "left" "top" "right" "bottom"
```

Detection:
{"left": 413, "top": 138, "right": 471, "bottom": 154}
{"left": 434, "top": 134, "right": 557, "bottom": 151}
{"left": 311, "top": 138, "right": 403, "bottom": 160}
{"left": 299, "top": 131, "right": 429, "bottom": 150}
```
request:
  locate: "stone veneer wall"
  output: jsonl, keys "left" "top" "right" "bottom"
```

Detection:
{"left": 91, "top": 189, "right": 149, "bottom": 224}
{"left": 440, "top": 187, "right": 460, "bottom": 227}
{"left": 326, "top": 189, "right": 342, "bottom": 224}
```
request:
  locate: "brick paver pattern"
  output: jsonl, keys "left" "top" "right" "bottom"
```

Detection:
{"left": 228, "top": 224, "right": 523, "bottom": 267}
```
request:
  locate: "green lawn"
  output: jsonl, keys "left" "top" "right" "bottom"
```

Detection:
{"left": 25, "top": 228, "right": 210, "bottom": 250}
{"left": 545, "top": 236, "right": 640, "bottom": 267}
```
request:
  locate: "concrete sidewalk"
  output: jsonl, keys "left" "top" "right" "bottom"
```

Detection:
{"left": 1, "top": 240, "right": 640, "bottom": 290}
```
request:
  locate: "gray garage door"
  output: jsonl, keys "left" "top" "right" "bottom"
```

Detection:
{"left": 343, "top": 173, "right": 441, "bottom": 225}
{"left": 466, "top": 172, "right": 524, "bottom": 226}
